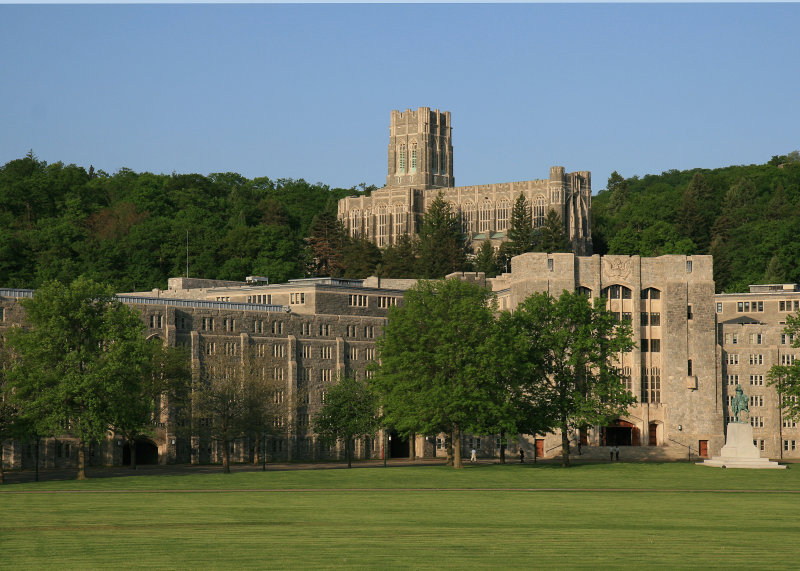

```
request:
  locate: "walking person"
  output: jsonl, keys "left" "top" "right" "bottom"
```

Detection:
{"left": 610, "top": 446, "right": 614, "bottom": 461}
{"left": 519, "top": 448, "right": 525, "bottom": 463}
{"left": 470, "top": 448, "right": 477, "bottom": 463}
{"left": 615, "top": 446, "right": 620, "bottom": 461}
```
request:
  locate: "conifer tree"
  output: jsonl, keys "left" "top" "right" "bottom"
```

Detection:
{"left": 506, "top": 193, "right": 536, "bottom": 256}
{"left": 416, "top": 192, "right": 469, "bottom": 278}
{"left": 474, "top": 240, "right": 499, "bottom": 277}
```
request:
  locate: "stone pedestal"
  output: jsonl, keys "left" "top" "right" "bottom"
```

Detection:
{"left": 700, "top": 422, "right": 785, "bottom": 469}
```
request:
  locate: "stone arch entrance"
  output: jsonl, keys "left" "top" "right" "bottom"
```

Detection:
{"left": 123, "top": 439, "right": 159, "bottom": 466}
{"left": 603, "top": 419, "right": 639, "bottom": 447}
{"left": 388, "top": 430, "right": 409, "bottom": 459}
{"left": 648, "top": 422, "right": 661, "bottom": 446}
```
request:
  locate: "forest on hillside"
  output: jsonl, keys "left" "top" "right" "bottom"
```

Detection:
{"left": 592, "top": 151, "right": 800, "bottom": 292}
{"left": 1, "top": 151, "right": 799, "bottom": 293}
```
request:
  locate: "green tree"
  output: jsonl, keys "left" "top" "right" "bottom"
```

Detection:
{"left": 506, "top": 193, "right": 536, "bottom": 256}
{"left": 312, "top": 375, "right": 381, "bottom": 468}
{"left": 306, "top": 210, "right": 349, "bottom": 277}
{"left": 508, "top": 290, "right": 636, "bottom": 467}
{"left": 341, "top": 235, "right": 383, "bottom": 279}
{"left": 416, "top": 193, "right": 469, "bottom": 278}
{"left": 536, "top": 210, "right": 571, "bottom": 253}
{"left": 109, "top": 341, "right": 191, "bottom": 470}
{"left": 606, "top": 171, "right": 630, "bottom": 215}
{"left": 768, "top": 314, "right": 800, "bottom": 422}
{"left": 6, "top": 277, "right": 152, "bottom": 479}
{"left": 473, "top": 240, "right": 499, "bottom": 277}
{"left": 381, "top": 233, "right": 419, "bottom": 278}
{"left": 372, "top": 278, "right": 505, "bottom": 469}
{"left": 191, "top": 351, "right": 281, "bottom": 473}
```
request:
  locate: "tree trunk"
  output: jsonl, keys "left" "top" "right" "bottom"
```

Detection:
{"left": 346, "top": 439, "right": 352, "bottom": 469}
{"left": 560, "top": 420, "right": 571, "bottom": 467}
{"left": 500, "top": 430, "right": 506, "bottom": 464}
{"left": 129, "top": 438, "right": 137, "bottom": 470}
{"left": 409, "top": 432, "right": 416, "bottom": 460}
{"left": 452, "top": 425, "right": 463, "bottom": 469}
{"left": 77, "top": 439, "right": 88, "bottom": 480}
{"left": 445, "top": 435, "right": 453, "bottom": 466}
{"left": 253, "top": 434, "right": 261, "bottom": 465}
{"left": 222, "top": 438, "right": 230, "bottom": 474}
{"left": 0, "top": 453, "right": 4, "bottom": 484}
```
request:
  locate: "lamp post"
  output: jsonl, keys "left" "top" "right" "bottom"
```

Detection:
{"left": 262, "top": 429, "right": 267, "bottom": 471}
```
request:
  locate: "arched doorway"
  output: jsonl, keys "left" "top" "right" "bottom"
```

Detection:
{"left": 123, "top": 439, "right": 159, "bottom": 465}
{"left": 604, "top": 420, "right": 639, "bottom": 447}
{"left": 388, "top": 430, "right": 409, "bottom": 459}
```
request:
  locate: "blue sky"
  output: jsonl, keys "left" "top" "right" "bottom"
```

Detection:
{"left": 1, "top": 3, "right": 798, "bottom": 193}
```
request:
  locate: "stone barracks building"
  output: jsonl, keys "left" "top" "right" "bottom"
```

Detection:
{"left": 4, "top": 253, "right": 800, "bottom": 470}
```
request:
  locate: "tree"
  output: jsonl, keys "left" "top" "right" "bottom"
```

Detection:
{"left": 306, "top": 210, "right": 349, "bottom": 277}
{"left": 312, "top": 375, "right": 381, "bottom": 468}
{"left": 109, "top": 340, "right": 190, "bottom": 470}
{"left": 6, "top": 277, "right": 152, "bottom": 479}
{"left": 191, "top": 351, "right": 282, "bottom": 473}
{"left": 372, "top": 278, "right": 505, "bottom": 469}
{"left": 536, "top": 210, "right": 571, "bottom": 253}
{"left": 381, "top": 233, "right": 419, "bottom": 278}
{"left": 416, "top": 193, "right": 469, "bottom": 278}
{"left": 606, "top": 171, "right": 630, "bottom": 215}
{"left": 768, "top": 313, "right": 800, "bottom": 422}
{"left": 473, "top": 240, "right": 499, "bottom": 277}
{"left": 506, "top": 193, "right": 536, "bottom": 256}
{"left": 341, "top": 235, "right": 383, "bottom": 279}
{"left": 508, "top": 290, "right": 636, "bottom": 467}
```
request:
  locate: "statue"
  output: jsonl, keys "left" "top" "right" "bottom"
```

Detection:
{"left": 730, "top": 384, "right": 750, "bottom": 423}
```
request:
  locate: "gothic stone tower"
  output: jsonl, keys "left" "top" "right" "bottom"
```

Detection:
{"left": 386, "top": 108, "right": 454, "bottom": 190}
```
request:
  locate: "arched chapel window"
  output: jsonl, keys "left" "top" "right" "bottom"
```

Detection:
{"left": 496, "top": 200, "right": 510, "bottom": 231}
{"left": 479, "top": 201, "right": 493, "bottom": 233}
{"left": 576, "top": 286, "right": 592, "bottom": 297}
{"left": 461, "top": 201, "right": 476, "bottom": 234}
{"left": 411, "top": 141, "right": 418, "bottom": 173}
{"left": 533, "top": 195, "right": 547, "bottom": 228}
{"left": 349, "top": 209, "right": 360, "bottom": 238}
{"left": 394, "top": 204, "right": 405, "bottom": 237}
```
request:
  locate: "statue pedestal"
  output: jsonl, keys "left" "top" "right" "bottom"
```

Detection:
{"left": 700, "top": 422, "right": 785, "bottom": 469}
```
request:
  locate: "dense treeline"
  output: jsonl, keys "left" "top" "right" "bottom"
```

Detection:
{"left": 0, "top": 152, "right": 360, "bottom": 291}
{"left": 4, "top": 151, "right": 800, "bottom": 293}
{"left": 593, "top": 152, "right": 800, "bottom": 292}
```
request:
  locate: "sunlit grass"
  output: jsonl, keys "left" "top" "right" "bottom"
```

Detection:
{"left": 2, "top": 463, "right": 799, "bottom": 569}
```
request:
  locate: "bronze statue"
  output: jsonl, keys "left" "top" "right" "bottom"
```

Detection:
{"left": 731, "top": 384, "right": 750, "bottom": 423}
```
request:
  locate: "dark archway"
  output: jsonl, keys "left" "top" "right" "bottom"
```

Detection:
{"left": 123, "top": 439, "right": 159, "bottom": 465}
{"left": 388, "top": 430, "right": 409, "bottom": 459}
{"left": 604, "top": 420, "right": 639, "bottom": 446}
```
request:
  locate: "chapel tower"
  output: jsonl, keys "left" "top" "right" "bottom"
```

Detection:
{"left": 386, "top": 107, "right": 454, "bottom": 189}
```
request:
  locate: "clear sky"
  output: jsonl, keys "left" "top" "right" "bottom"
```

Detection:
{"left": 1, "top": 3, "right": 798, "bottom": 193}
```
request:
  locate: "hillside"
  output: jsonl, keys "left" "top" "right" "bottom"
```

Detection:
{"left": 3, "top": 152, "right": 800, "bottom": 293}
{"left": 592, "top": 152, "right": 800, "bottom": 292}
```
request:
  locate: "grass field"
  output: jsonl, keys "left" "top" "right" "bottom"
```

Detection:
{"left": 2, "top": 462, "right": 800, "bottom": 569}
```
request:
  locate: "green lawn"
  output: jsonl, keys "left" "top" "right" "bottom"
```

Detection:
{"left": 2, "top": 463, "right": 799, "bottom": 569}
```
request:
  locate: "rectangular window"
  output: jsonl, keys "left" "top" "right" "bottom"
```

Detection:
{"left": 784, "top": 440, "right": 797, "bottom": 451}
{"left": 291, "top": 293, "right": 306, "bottom": 304}
{"left": 272, "top": 321, "right": 283, "bottom": 335}
{"left": 749, "top": 375, "right": 764, "bottom": 386}
{"left": 319, "top": 324, "right": 330, "bottom": 336}
{"left": 727, "top": 374, "right": 739, "bottom": 385}
{"left": 273, "top": 344, "right": 285, "bottom": 358}
{"left": 783, "top": 418, "right": 797, "bottom": 428}
{"left": 321, "top": 345, "right": 333, "bottom": 359}
{"left": 749, "top": 354, "right": 763, "bottom": 365}
{"left": 302, "top": 323, "right": 311, "bottom": 336}
{"left": 687, "top": 305, "right": 693, "bottom": 320}
{"left": 750, "top": 416, "right": 764, "bottom": 428}
{"left": 364, "top": 348, "right": 375, "bottom": 361}
{"left": 364, "top": 326, "right": 374, "bottom": 339}
{"left": 348, "top": 294, "right": 368, "bottom": 307}
{"left": 687, "top": 359, "right": 693, "bottom": 376}
{"left": 716, "top": 302, "right": 723, "bottom": 314}
{"left": 321, "top": 369, "right": 332, "bottom": 383}
{"left": 273, "top": 367, "right": 284, "bottom": 381}
{"left": 686, "top": 260, "right": 693, "bottom": 273}
{"left": 301, "top": 345, "right": 312, "bottom": 359}
{"left": 641, "top": 339, "right": 648, "bottom": 353}
{"left": 650, "top": 339, "right": 661, "bottom": 353}
{"left": 749, "top": 333, "right": 763, "bottom": 345}
{"left": 650, "top": 312, "right": 660, "bottom": 326}
{"left": 749, "top": 395, "right": 764, "bottom": 407}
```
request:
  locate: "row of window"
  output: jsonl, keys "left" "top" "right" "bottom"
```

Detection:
{"left": 726, "top": 354, "right": 765, "bottom": 365}
{"left": 716, "top": 299, "right": 800, "bottom": 313}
